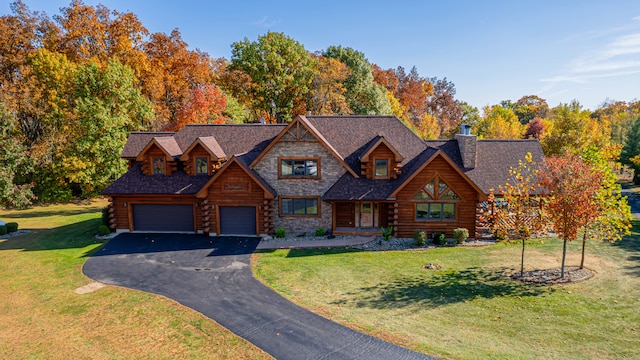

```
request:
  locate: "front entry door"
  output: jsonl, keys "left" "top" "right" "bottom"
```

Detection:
{"left": 355, "top": 202, "right": 378, "bottom": 228}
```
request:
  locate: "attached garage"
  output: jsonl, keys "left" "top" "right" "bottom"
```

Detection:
{"left": 132, "top": 204, "right": 195, "bottom": 232}
{"left": 219, "top": 206, "right": 257, "bottom": 235}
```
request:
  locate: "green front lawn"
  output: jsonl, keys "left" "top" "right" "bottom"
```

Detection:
{"left": 0, "top": 200, "right": 271, "bottom": 359}
{"left": 253, "top": 228, "right": 640, "bottom": 359}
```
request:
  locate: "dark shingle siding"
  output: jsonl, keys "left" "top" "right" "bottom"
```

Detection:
{"left": 101, "top": 163, "right": 211, "bottom": 195}
{"left": 465, "top": 139, "right": 545, "bottom": 193}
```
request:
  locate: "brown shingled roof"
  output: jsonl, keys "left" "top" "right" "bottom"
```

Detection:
{"left": 121, "top": 132, "right": 174, "bottom": 158}
{"left": 179, "top": 136, "right": 227, "bottom": 161}
{"left": 466, "top": 139, "right": 545, "bottom": 193}
{"left": 101, "top": 163, "right": 212, "bottom": 195}
{"left": 305, "top": 116, "right": 427, "bottom": 173}
{"left": 172, "top": 124, "right": 285, "bottom": 163}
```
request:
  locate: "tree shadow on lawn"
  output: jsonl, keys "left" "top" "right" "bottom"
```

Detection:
{"left": 611, "top": 220, "right": 640, "bottom": 277}
{"left": 333, "top": 267, "right": 554, "bottom": 309}
{"left": 1, "top": 206, "right": 104, "bottom": 220}
{"left": 0, "top": 218, "right": 105, "bottom": 254}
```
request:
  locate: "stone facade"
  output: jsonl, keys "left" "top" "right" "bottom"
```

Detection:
{"left": 253, "top": 139, "right": 347, "bottom": 234}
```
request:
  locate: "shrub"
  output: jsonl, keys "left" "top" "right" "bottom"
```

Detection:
{"left": 275, "top": 227, "right": 286, "bottom": 238}
{"left": 414, "top": 229, "right": 427, "bottom": 246}
{"left": 0, "top": 225, "right": 7, "bottom": 236}
{"left": 432, "top": 232, "right": 446, "bottom": 245}
{"left": 98, "top": 225, "right": 110, "bottom": 236}
{"left": 494, "top": 228, "right": 507, "bottom": 241}
{"left": 380, "top": 226, "right": 393, "bottom": 241}
{"left": 314, "top": 228, "right": 326, "bottom": 237}
{"left": 6, "top": 222, "right": 18, "bottom": 233}
{"left": 453, "top": 228, "right": 469, "bottom": 244}
{"left": 102, "top": 206, "right": 110, "bottom": 226}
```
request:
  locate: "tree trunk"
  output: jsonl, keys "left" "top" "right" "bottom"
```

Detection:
{"left": 521, "top": 238, "right": 525, "bottom": 276}
{"left": 580, "top": 232, "right": 587, "bottom": 269}
{"left": 561, "top": 238, "right": 568, "bottom": 279}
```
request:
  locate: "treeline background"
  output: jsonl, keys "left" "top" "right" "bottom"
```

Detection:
{"left": 1, "top": 1, "right": 639, "bottom": 207}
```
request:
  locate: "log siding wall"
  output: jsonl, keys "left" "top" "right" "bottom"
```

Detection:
{"left": 395, "top": 155, "right": 480, "bottom": 238}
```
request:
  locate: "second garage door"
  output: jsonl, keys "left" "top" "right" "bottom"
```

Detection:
{"left": 219, "top": 206, "right": 256, "bottom": 235}
{"left": 132, "top": 204, "right": 194, "bottom": 232}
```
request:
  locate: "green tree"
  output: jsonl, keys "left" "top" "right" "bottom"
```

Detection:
{"left": 621, "top": 115, "right": 640, "bottom": 183}
{"left": 459, "top": 101, "right": 481, "bottom": 129}
{"left": 0, "top": 105, "right": 35, "bottom": 208}
{"left": 229, "top": 32, "right": 316, "bottom": 123}
{"left": 323, "top": 45, "right": 391, "bottom": 116}
{"left": 580, "top": 145, "right": 632, "bottom": 268}
{"left": 40, "top": 59, "right": 154, "bottom": 199}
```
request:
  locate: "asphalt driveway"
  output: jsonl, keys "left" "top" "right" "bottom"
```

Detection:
{"left": 83, "top": 233, "right": 433, "bottom": 360}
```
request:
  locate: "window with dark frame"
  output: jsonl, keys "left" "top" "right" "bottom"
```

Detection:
{"left": 152, "top": 157, "right": 165, "bottom": 175}
{"left": 195, "top": 157, "right": 208, "bottom": 174}
{"left": 413, "top": 176, "right": 459, "bottom": 221}
{"left": 280, "top": 159, "right": 319, "bottom": 177}
{"left": 374, "top": 159, "right": 389, "bottom": 177}
{"left": 280, "top": 197, "right": 319, "bottom": 216}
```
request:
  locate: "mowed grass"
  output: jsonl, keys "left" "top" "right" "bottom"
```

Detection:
{"left": 0, "top": 200, "right": 271, "bottom": 360}
{"left": 253, "top": 227, "right": 640, "bottom": 359}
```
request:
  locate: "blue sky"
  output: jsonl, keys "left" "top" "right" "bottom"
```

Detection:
{"left": 8, "top": 1, "right": 640, "bottom": 111}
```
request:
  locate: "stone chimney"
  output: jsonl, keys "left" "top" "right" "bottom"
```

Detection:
{"left": 454, "top": 124, "right": 476, "bottom": 169}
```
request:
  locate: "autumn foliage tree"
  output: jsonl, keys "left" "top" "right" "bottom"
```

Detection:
{"left": 486, "top": 152, "right": 546, "bottom": 276}
{"left": 168, "top": 84, "right": 227, "bottom": 131}
{"left": 539, "top": 153, "right": 603, "bottom": 278}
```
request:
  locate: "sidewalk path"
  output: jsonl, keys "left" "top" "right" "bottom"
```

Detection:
{"left": 256, "top": 236, "right": 375, "bottom": 250}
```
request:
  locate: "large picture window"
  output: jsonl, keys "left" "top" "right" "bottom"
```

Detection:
{"left": 280, "top": 197, "right": 319, "bottom": 216}
{"left": 279, "top": 159, "right": 319, "bottom": 178}
{"left": 413, "top": 176, "right": 459, "bottom": 221}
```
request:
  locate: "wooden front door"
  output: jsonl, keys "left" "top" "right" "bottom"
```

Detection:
{"left": 355, "top": 202, "right": 378, "bottom": 228}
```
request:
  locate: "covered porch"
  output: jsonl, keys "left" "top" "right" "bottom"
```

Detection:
{"left": 331, "top": 201, "right": 396, "bottom": 237}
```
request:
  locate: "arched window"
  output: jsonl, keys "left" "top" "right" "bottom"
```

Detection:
{"left": 413, "top": 176, "right": 460, "bottom": 221}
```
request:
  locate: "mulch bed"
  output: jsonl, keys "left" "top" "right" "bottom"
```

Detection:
{"left": 511, "top": 266, "right": 594, "bottom": 284}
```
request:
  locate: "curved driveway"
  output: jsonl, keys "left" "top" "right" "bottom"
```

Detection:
{"left": 83, "top": 233, "right": 432, "bottom": 360}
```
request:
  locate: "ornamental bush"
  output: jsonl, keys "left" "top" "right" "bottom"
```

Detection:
{"left": 453, "top": 228, "right": 469, "bottom": 244}
{"left": 98, "top": 225, "right": 110, "bottom": 236}
{"left": 314, "top": 227, "right": 326, "bottom": 236}
{"left": 0, "top": 225, "right": 7, "bottom": 236}
{"left": 413, "top": 229, "right": 427, "bottom": 246}
{"left": 275, "top": 227, "right": 286, "bottom": 238}
{"left": 432, "top": 232, "right": 446, "bottom": 245}
{"left": 6, "top": 222, "right": 18, "bottom": 233}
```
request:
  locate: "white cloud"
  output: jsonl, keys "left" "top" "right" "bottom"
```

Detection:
{"left": 634, "top": 16, "right": 640, "bottom": 22}
{"left": 251, "top": 16, "right": 280, "bottom": 28}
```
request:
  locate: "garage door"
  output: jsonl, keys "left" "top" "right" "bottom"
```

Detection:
{"left": 132, "top": 204, "right": 194, "bottom": 232}
{"left": 219, "top": 206, "right": 256, "bottom": 235}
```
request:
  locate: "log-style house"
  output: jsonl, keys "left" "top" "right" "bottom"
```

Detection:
{"left": 102, "top": 115, "right": 544, "bottom": 238}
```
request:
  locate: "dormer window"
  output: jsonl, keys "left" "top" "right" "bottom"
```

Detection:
{"left": 152, "top": 157, "right": 165, "bottom": 175}
{"left": 375, "top": 159, "right": 389, "bottom": 178}
{"left": 196, "top": 157, "right": 209, "bottom": 175}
